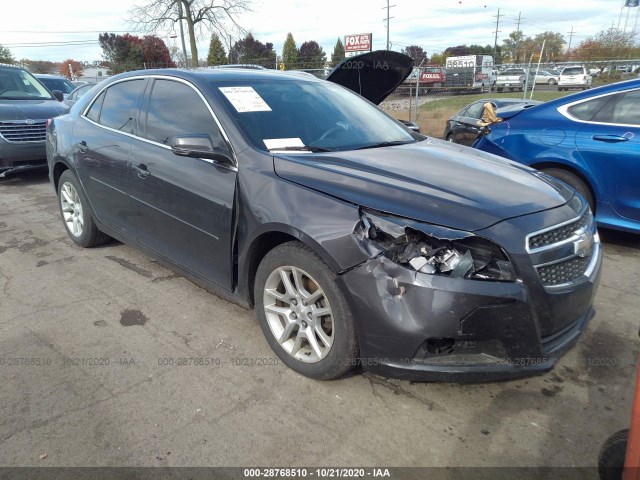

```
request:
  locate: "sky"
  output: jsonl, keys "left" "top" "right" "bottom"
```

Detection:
{"left": 1, "top": 0, "right": 638, "bottom": 63}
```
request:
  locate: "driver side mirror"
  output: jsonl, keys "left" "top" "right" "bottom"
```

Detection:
{"left": 170, "top": 134, "right": 234, "bottom": 166}
{"left": 51, "top": 90, "right": 64, "bottom": 102}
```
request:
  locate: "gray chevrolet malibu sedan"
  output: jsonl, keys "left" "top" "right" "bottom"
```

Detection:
{"left": 46, "top": 51, "right": 602, "bottom": 381}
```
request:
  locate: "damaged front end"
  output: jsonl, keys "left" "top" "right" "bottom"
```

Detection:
{"left": 341, "top": 208, "right": 573, "bottom": 381}
{"left": 355, "top": 209, "right": 517, "bottom": 282}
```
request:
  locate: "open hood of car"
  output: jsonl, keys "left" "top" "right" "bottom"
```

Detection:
{"left": 326, "top": 50, "right": 414, "bottom": 105}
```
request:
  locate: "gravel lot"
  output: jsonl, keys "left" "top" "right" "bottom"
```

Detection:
{"left": 0, "top": 170, "right": 638, "bottom": 474}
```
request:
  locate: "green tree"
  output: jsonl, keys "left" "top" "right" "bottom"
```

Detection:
{"left": 329, "top": 38, "right": 344, "bottom": 67}
{"left": 429, "top": 52, "right": 445, "bottom": 65}
{"left": 299, "top": 41, "right": 325, "bottom": 69}
{"left": 206, "top": 33, "right": 228, "bottom": 66}
{"left": 0, "top": 44, "right": 15, "bottom": 64}
{"left": 281, "top": 32, "right": 299, "bottom": 70}
{"left": 532, "top": 32, "right": 565, "bottom": 62}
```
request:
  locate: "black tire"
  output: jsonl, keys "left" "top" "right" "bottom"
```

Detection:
{"left": 446, "top": 133, "right": 455, "bottom": 143}
{"left": 542, "top": 168, "right": 595, "bottom": 212}
{"left": 57, "top": 170, "right": 110, "bottom": 248}
{"left": 254, "top": 241, "right": 359, "bottom": 380}
{"left": 496, "top": 87, "right": 503, "bottom": 92}
{"left": 598, "top": 429, "right": 628, "bottom": 480}
{"left": 548, "top": 79, "right": 556, "bottom": 85}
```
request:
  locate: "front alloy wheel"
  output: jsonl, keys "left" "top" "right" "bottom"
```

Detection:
{"left": 255, "top": 242, "right": 358, "bottom": 380}
{"left": 263, "top": 266, "right": 334, "bottom": 363}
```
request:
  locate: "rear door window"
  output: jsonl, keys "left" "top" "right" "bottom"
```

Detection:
{"left": 93, "top": 79, "right": 146, "bottom": 134}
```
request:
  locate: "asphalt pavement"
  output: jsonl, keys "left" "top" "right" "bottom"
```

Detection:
{"left": 0, "top": 170, "right": 638, "bottom": 472}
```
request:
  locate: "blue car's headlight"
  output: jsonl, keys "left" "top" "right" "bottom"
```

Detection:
{"left": 357, "top": 209, "right": 517, "bottom": 282}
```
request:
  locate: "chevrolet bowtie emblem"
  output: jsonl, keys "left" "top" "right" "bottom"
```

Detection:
{"left": 574, "top": 229, "right": 593, "bottom": 258}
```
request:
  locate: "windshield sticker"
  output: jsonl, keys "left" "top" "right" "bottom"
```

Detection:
{"left": 263, "top": 138, "right": 305, "bottom": 150}
{"left": 218, "top": 86, "right": 271, "bottom": 113}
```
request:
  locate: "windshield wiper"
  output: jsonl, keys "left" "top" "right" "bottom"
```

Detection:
{"left": 353, "top": 140, "right": 415, "bottom": 150}
{"left": 269, "top": 145, "right": 332, "bottom": 153}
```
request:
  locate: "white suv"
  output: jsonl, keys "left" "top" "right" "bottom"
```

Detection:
{"left": 558, "top": 66, "right": 592, "bottom": 91}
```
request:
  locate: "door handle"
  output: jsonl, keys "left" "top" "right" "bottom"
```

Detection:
{"left": 133, "top": 163, "right": 150, "bottom": 179}
{"left": 76, "top": 141, "right": 88, "bottom": 153}
{"left": 592, "top": 135, "right": 629, "bottom": 143}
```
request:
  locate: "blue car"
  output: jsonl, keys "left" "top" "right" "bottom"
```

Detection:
{"left": 474, "top": 78, "right": 640, "bottom": 233}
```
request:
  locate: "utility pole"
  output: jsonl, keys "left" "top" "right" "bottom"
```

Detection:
{"left": 515, "top": 12, "right": 523, "bottom": 32}
{"left": 382, "top": 1, "right": 396, "bottom": 50}
{"left": 515, "top": 12, "right": 523, "bottom": 62}
{"left": 177, "top": 0, "right": 189, "bottom": 68}
{"left": 493, "top": 8, "right": 503, "bottom": 65}
{"left": 567, "top": 26, "right": 576, "bottom": 53}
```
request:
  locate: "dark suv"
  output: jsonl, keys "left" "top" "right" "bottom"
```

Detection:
{"left": 0, "top": 64, "right": 68, "bottom": 176}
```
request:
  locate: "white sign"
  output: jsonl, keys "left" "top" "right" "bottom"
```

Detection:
{"left": 445, "top": 55, "right": 477, "bottom": 69}
{"left": 218, "top": 86, "right": 272, "bottom": 113}
{"left": 263, "top": 138, "right": 305, "bottom": 150}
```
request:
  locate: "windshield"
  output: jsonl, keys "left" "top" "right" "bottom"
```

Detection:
{"left": 0, "top": 69, "right": 54, "bottom": 100}
{"left": 212, "top": 79, "right": 419, "bottom": 152}
{"left": 562, "top": 67, "right": 584, "bottom": 76}
{"left": 38, "top": 77, "right": 76, "bottom": 94}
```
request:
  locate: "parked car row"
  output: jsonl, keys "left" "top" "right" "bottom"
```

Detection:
{"left": 43, "top": 51, "right": 603, "bottom": 383}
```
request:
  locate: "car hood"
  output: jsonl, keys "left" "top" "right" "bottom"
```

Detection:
{"left": 0, "top": 99, "right": 68, "bottom": 120}
{"left": 273, "top": 139, "right": 570, "bottom": 232}
{"left": 326, "top": 50, "right": 413, "bottom": 105}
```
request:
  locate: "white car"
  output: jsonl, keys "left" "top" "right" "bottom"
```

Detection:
{"left": 558, "top": 66, "right": 592, "bottom": 91}
{"left": 534, "top": 70, "right": 560, "bottom": 85}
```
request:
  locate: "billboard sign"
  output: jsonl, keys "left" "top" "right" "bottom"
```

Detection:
{"left": 344, "top": 33, "right": 372, "bottom": 57}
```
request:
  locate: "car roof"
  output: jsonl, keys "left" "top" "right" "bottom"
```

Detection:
{"left": 111, "top": 68, "right": 325, "bottom": 84}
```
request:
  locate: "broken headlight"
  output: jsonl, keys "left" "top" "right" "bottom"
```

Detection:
{"left": 357, "top": 209, "right": 517, "bottom": 282}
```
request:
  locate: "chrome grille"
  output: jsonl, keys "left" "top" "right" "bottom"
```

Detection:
{"left": 0, "top": 120, "right": 47, "bottom": 143}
{"left": 527, "top": 206, "right": 599, "bottom": 290}
{"left": 528, "top": 211, "right": 591, "bottom": 250}
{"left": 537, "top": 249, "right": 593, "bottom": 286}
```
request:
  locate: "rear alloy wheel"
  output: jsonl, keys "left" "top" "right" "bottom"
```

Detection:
{"left": 542, "top": 168, "right": 595, "bottom": 212}
{"left": 255, "top": 242, "right": 358, "bottom": 380}
{"left": 57, "top": 170, "right": 110, "bottom": 248}
{"left": 548, "top": 79, "right": 556, "bottom": 85}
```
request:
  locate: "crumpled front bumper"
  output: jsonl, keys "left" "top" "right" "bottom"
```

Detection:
{"left": 338, "top": 245, "right": 601, "bottom": 382}
{"left": 0, "top": 141, "right": 48, "bottom": 177}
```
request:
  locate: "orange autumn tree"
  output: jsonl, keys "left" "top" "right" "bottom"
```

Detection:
{"left": 58, "top": 59, "right": 84, "bottom": 80}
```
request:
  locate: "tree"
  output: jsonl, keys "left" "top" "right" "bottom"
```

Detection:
{"left": 532, "top": 32, "right": 565, "bottom": 62}
{"left": 229, "top": 33, "right": 276, "bottom": 67}
{"left": 129, "top": 0, "right": 252, "bottom": 67}
{"left": 501, "top": 31, "right": 529, "bottom": 63}
{"left": 0, "top": 44, "right": 15, "bottom": 64}
{"left": 401, "top": 45, "right": 427, "bottom": 65}
{"left": 329, "top": 37, "right": 344, "bottom": 67}
{"left": 59, "top": 59, "right": 85, "bottom": 80}
{"left": 572, "top": 28, "right": 639, "bottom": 63}
{"left": 22, "top": 60, "right": 55, "bottom": 74}
{"left": 429, "top": 52, "right": 445, "bottom": 65}
{"left": 206, "top": 33, "right": 227, "bottom": 65}
{"left": 298, "top": 41, "right": 325, "bottom": 69}
{"left": 99, "top": 33, "right": 175, "bottom": 72}
{"left": 281, "top": 32, "right": 298, "bottom": 69}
